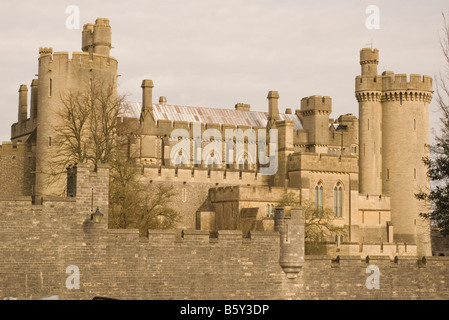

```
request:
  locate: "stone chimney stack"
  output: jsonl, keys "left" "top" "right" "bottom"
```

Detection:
{"left": 30, "top": 79, "right": 38, "bottom": 120}
{"left": 141, "top": 79, "right": 154, "bottom": 113}
{"left": 18, "top": 84, "right": 28, "bottom": 123}
{"left": 267, "top": 91, "right": 280, "bottom": 121}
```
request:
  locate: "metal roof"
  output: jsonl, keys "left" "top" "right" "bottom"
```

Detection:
{"left": 121, "top": 102, "right": 303, "bottom": 130}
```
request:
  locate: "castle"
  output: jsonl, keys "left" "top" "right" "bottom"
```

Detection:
{"left": 4, "top": 18, "right": 434, "bottom": 260}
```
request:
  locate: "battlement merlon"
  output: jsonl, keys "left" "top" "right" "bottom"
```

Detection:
{"left": 355, "top": 75, "right": 382, "bottom": 92}
{"left": 37, "top": 50, "right": 118, "bottom": 73}
{"left": 0, "top": 142, "right": 31, "bottom": 155}
{"left": 381, "top": 72, "right": 433, "bottom": 92}
{"left": 300, "top": 95, "right": 332, "bottom": 112}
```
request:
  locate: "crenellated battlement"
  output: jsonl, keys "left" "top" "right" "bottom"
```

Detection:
{"left": 300, "top": 95, "right": 332, "bottom": 113}
{"left": 355, "top": 75, "right": 382, "bottom": 92}
{"left": 38, "top": 50, "right": 118, "bottom": 72}
{"left": 146, "top": 228, "right": 280, "bottom": 245}
{"left": 288, "top": 152, "right": 358, "bottom": 174}
{"left": 356, "top": 72, "right": 433, "bottom": 103}
{"left": 0, "top": 142, "right": 31, "bottom": 156}
{"left": 142, "top": 165, "right": 267, "bottom": 185}
{"left": 381, "top": 72, "right": 433, "bottom": 92}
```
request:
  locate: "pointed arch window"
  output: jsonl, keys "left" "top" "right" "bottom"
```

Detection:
{"left": 334, "top": 182, "right": 343, "bottom": 217}
{"left": 315, "top": 182, "right": 324, "bottom": 213}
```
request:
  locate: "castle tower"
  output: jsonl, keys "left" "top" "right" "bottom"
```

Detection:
{"left": 34, "top": 19, "right": 118, "bottom": 197}
{"left": 356, "top": 48, "right": 382, "bottom": 196}
{"left": 82, "top": 18, "right": 112, "bottom": 58}
{"left": 299, "top": 95, "right": 331, "bottom": 153}
{"left": 381, "top": 71, "right": 433, "bottom": 255}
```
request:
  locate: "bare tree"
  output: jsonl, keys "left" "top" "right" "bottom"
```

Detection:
{"left": 52, "top": 78, "right": 180, "bottom": 233}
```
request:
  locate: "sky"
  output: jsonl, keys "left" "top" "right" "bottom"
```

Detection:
{"left": 0, "top": 0, "right": 447, "bottom": 143}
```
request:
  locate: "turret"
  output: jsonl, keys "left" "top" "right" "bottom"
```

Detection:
{"left": 356, "top": 48, "right": 382, "bottom": 196}
{"left": 274, "top": 206, "right": 305, "bottom": 279}
{"left": 82, "top": 18, "right": 112, "bottom": 58}
{"left": 299, "top": 95, "right": 331, "bottom": 153}
{"left": 360, "top": 47, "right": 379, "bottom": 76}
{"left": 380, "top": 71, "right": 433, "bottom": 255}
{"left": 93, "top": 18, "right": 112, "bottom": 57}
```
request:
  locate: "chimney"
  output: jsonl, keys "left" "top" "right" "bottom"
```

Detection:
{"left": 267, "top": 91, "right": 280, "bottom": 121}
{"left": 235, "top": 103, "right": 251, "bottom": 111}
{"left": 159, "top": 96, "right": 167, "bottom": 105}
{"left": 141, "top": 79, "right": 154, "bottom": 113}
{"left": 30, "top": 79, "right": 38, "bottom": 120}
{"left": 18, "top": 84, "right": 28, "bottom": 123}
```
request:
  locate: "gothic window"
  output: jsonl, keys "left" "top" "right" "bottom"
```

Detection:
{"left": 334, "top": 182, "right": 342, "bottom": 218}
{"left": 315, "top": 182, "right": 324, "bottom": 213}
{"left": 266, "top": 204, "right": 275, "bottom": 217}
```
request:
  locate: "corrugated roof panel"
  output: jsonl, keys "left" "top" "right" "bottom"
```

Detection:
{"left": 121, "top": 101, "right": 303, "bottom": 130}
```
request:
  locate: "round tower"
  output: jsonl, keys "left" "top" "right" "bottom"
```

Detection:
{"left": 356, "top": 48, "right": 382, "bottom": 195}
{"left": 34, "top": 19, "right": 118, "bottom": 197}
{"left": 381, "top": 72, "right": 433, "bottom": 255}
{"left": 93, "top": 18, "right": 112, "bottom": 57}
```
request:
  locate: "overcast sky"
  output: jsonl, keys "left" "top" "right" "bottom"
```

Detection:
{"left": 0, "top": 0, "right": 447, "bottom": 143}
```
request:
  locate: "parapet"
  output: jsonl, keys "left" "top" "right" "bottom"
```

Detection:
{"left": 38, "top": 50, "right": 118, "bottom": 73}
{"left": 381, "top": 72, "right": 433, "bottom": 92}
{"left": 355, "top": 75, "right": 382, "bottom": 92}
{"left": 0, "top": 142, "right": 30, "bottom": 156}
{"left": 300, "top": 95, "right": 332, "bottom": 112}
{"left": 39, "top": 47, "right": 53, "bottom": 56}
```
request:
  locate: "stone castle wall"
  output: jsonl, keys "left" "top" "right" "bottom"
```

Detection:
{"left": 1, "top": 196, "right": 449, "bottom": 300}
{"left": 0, "top": 142, "right": 34, "bottom": 197}
{"left": 1, "top": 166, "right": 449, "bottom": 300}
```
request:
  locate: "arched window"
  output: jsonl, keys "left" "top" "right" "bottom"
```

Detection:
{"left": 315, "top": 182, "right": 324, "bottom": 213}
{"left": 334, "top": 182, "right": 343, "bottom": 217}
{"left": 266, "top": 204, "right": 275, "bottom": 218}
